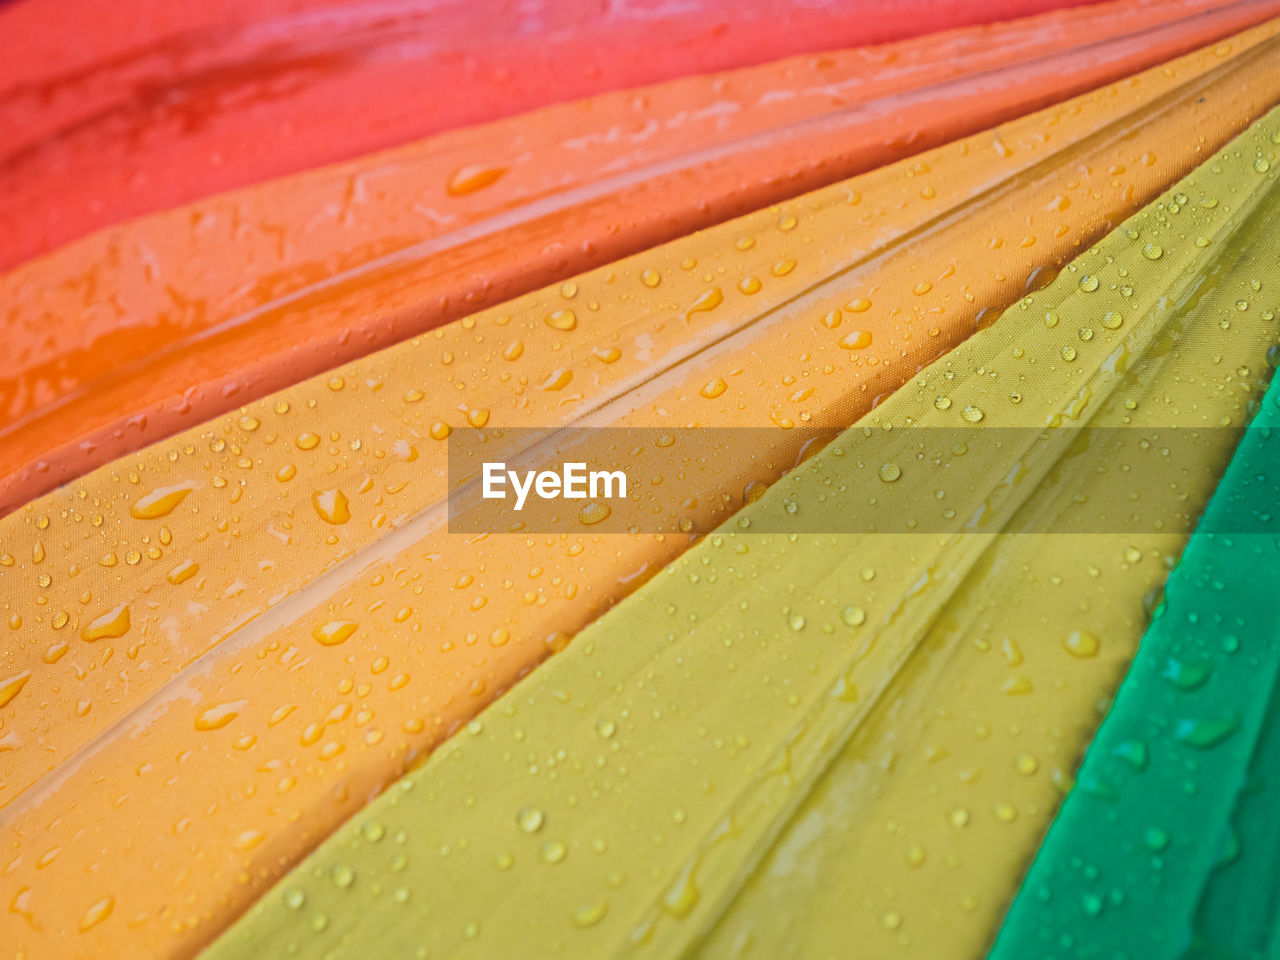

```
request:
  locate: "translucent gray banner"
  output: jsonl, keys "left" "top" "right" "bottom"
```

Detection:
{"left": 446, "top": 425, "right": 1276, "bottom": 535}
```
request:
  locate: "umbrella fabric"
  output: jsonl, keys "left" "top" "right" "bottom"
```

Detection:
{"left": 0, "top": 0, "right": 1125, "bottom": 271}
{"left": 4, "top": 0, "right": 1269, "bottom": 512}
{"left": 197, "top": 106, "right": 1280, "bottom": 960}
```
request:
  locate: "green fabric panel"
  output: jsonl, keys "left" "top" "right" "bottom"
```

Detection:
{"left": 989, "top": 320, "right": 1280, "bottom": 960}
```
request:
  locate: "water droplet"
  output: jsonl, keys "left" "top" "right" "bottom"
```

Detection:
{"left": 539, "top": 369, "right": 573, "bottom": 392}
{"left": 572, "top": 900, "right": 609, "bottom": 928}
{"left": 663, "top": 866, "right": 700, "bottom": 917}
{"left": 517, "top": 807, "right": 545, "bottom": 833}
{"left": 683, "top": 287, "right": 724, "bottom": 322}
{"left": 166, "top": 560, "right": 199, "bottom": 585}
{"left": 446, "top": 164, "right": 507, "bottom": 196}
{"left": 1162, "top": 656, "right": 1212, "bottom": 690}
{"left": 841, "top": 606, "right": 866, "bottom": 627}
{"left": 232, "top": 829, "right": 265, "bottom": 853}
{"left": 313, "top": 621, "right": 358, "bottom": 647}
{"left": 313, "top": 489, "right": 351, "bottom": 524}
{"left": 578, "top": 502, "right": 612, "bottom": 526}
{"left": 699, "top": 378, "right": 728, "bottom": 399}
{"left": 82, "top": 604, "right": 130, "bottom": 642}
{"left": 545, "top": 310, "right": 577, "bottom": 331}
{"left": 129, "top": 484, "right": 193, "bottom": 519}
{"left": 0, "top": 672, "right": 31, "bottom": 709}
{"left": 1175, "top": 714, "right": 1240, "bottom": 748}
{"left": 194, "top": 700, "right": 246, "bottom": 732}
{"left": 1064, "top": 631, "right": 1100, "bottom": 658}
{"left": 839, "top": 330, "right": 872, "bottom": 350}
{"left": 540, "top": 841, "right": 567, "bottom": 864}
{"left": 1144, "top": 826, "right": 1170, "bottom": 852}
{"left": 78, "top": 896, "right": 114, "bottom": 932}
